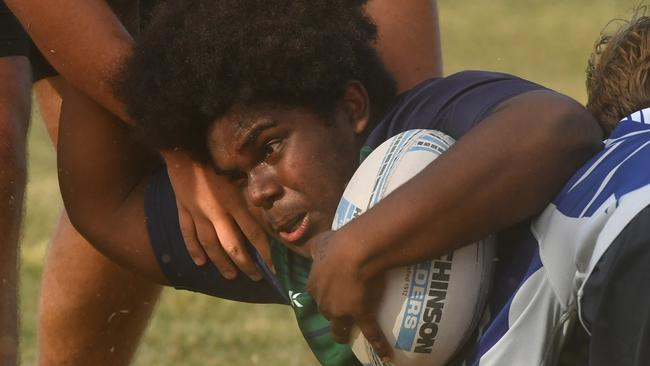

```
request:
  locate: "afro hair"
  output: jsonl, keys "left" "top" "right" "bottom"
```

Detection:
{"left": 116, "top": 0, "right": 397, "bottom": 161}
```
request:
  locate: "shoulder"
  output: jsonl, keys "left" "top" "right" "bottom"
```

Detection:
{"left": 366, "top": 71, "right": 547, "bottom": 147}
{"left": 388, "top": 70, "right": 545, "bottom": 116}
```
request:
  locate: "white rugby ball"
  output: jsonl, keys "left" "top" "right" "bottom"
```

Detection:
{"left": 332, "top": 129, "right": 495, "bottom": 366}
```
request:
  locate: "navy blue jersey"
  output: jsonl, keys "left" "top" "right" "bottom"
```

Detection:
{"left": 144, "top": 70, "right": 546, "bottom": 365}
{"left": 365, "top": 70, "right": 546, "bottom": 149}
{"left": 145, "top": 167, "right": 288, "bottom": 304}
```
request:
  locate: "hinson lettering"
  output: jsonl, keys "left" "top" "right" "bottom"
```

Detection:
{"left": 413, "top": 253, "right": 453, "bottom": 353}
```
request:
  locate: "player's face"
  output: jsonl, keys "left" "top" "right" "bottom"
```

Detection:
{"left": 207, "top": 87, "right": 369, "bottom": 256}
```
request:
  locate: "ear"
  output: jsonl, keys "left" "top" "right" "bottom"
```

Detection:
{"left": 340, "top": 80, "right": 370, "bottom": 135}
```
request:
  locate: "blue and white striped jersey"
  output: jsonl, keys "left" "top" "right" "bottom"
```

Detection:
{"left": 467, "top": 108, "right": 650, "bottom": 365}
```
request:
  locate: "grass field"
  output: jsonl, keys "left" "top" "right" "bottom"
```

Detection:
{"left": 19, "top": 1, "right": 636, "bottom": 365}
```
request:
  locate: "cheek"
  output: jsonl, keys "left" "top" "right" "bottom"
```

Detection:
{"left": 273, "top": 124, "right": 359, "bottom": 213}
{"left": 286, "top": 141, "right": 357, "bottom": 210}
{"left": 246, "top": 203, "right": 275, "bottom": 234}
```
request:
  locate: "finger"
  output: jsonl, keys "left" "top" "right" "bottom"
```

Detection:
{"left": 330, "top": 317, "right": 354, "bottom": 344}
{"left": 357, "top": 315, "right": 393, "bottom": 362}
{"left": 177, "top": 206, "right": 208, "bottom": 266}
{"left": 213, "top": 215, "right": 264, "bottom": 281}
{"left": 194, "top": 217, "right": 238, "bottom": 279}
{"left": 233, "top": 209, "right": 274, "bottom": 273}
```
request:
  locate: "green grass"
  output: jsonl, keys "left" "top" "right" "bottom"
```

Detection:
{"left": 19, "top": 1, "right": 636, "bottom": 364}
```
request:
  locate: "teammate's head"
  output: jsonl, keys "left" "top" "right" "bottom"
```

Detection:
{"left": 586, "top": 9, "right": 650, "bottom": 135}
{"left": 117, "top": 0, "right": 397, "bottom": 252}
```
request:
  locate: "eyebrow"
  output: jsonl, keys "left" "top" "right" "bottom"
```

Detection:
{"left": 213, "top": 119, "right": 279, "bottom": 174}
{"left": 236, "top": 119, "right": 278, "bottom": 152}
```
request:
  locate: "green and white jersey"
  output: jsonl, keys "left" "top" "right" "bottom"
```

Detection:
{"left": 271, "top": 241, "right": 361, "bottom": 366}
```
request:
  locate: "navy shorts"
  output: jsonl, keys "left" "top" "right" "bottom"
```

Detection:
{"left": 144, "top": 167, "right": 287, "bottom": 304}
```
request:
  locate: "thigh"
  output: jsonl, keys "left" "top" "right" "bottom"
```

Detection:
{"left": 39, "top": 212, "right": 161, "bottom": 366}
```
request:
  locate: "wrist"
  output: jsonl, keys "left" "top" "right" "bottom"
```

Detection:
{"left": 161, "top": 149, "right": 188, "bottom": 165}
{"left": 334, "top": 226, "right": 379, "bottom": 282}
{"left": 161, "top": 149, "right": 203, "bottom": 172}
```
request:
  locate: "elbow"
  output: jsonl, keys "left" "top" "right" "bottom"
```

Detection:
{"left": 58, "top": 165, "right": 106, "bottom": 251}
{"left": 525, "top": 91, "right": 604, "bottom": 170}
{"left": 59, "top": 179, "right": 94, "bottom": 245}
{"left": 551, "top": 94, "right": 603, "bottom": 163}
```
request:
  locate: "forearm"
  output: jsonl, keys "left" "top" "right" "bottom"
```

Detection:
{"left": 5, "top": 0, "right": 135, "bottom": 122}
{"left": 343, "top": 90, "right": 603, "bottom": 279}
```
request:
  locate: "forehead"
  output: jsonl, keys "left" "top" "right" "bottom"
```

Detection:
{"left": 206, "top": 110, "right": 262, "bottom": 166}
{"left": 206, "top": 105, "right": 327, "bottom": 169}
{"left": 209, "top": 107, "right": 271, "bottom": 144}
{"left": 208, "top": 105, "right": 326, "bottom": 145}
{"left": 213, "top": 107, "right": 264, "bottom": 134}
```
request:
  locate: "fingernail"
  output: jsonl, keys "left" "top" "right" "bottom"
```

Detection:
{"left": 250, "top": 273, "right": 263, "bottom": 281}
{"left": 270, "top": 264, "right": 277, "bottom": 274}
{"left": 223, "top": 271, "right": 237, "bottom": 279}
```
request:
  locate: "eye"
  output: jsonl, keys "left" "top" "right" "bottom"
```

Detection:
{"left": 226, "top": 170, "right": 248, "bottom": 188}
{"left": 263, "top": 139, "right": 282, "bottom": 161}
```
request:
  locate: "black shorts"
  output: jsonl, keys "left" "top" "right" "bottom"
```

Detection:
{"left": 579, "top": 204, "right": 650, "bottom": 366}
{"left": 0, "top": 0, "right": 27, "bottom": 57}
{"left": 0, "top": 0, "right": 59, "bottom": 81}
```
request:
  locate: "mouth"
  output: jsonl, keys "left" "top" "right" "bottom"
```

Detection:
{"left": 276, "top": 213, "right": 311, "bottom": 244}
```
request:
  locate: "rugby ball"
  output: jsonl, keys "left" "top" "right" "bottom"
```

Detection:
{"left": 332, "top": 129, "right": 495, "bottom": 366}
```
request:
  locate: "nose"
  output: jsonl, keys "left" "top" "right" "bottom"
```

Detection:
{"left": 247, "top": 166, "right": 283, "bottom": 209}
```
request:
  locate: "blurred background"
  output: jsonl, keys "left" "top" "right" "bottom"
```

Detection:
{"left": 20, "top": 1, "right": 637, "bottom": 365}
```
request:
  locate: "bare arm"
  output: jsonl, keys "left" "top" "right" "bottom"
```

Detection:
{"left": 342, "top": 91, "right": 601, "bottom": 274}
{"left": 57, "top": 83, "right": 165, "bottom": 283}
{"left": 307, "top": 90, "right": 603, "bottom": 358}
{"left": 5, "top": 0, "right": 134, "bottom": 121}
{"left": 57, "top": 84, "right": 287, "bottom": 304}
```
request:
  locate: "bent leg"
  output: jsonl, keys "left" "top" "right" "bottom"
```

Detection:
{"left": 38, "top": 213, "right": 161, "bottom": 366}
{"left": 34, "top": 77, "right": 162, "bottom": 366}
{"left": 0, "top": 55, "right": 30, "bottom": 366}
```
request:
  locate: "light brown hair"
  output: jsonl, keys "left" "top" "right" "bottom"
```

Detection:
{"left": 586, "top": 7, "right": 650, "bottom": 135}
